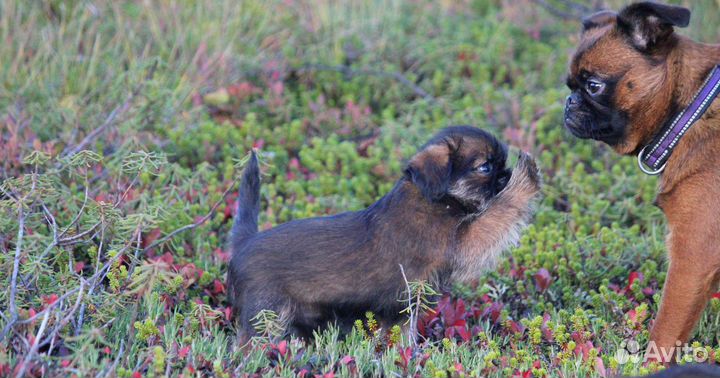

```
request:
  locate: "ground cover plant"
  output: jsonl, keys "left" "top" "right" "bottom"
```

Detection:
{"left": 2, "top": 0, "right": 720, "bottom": 377}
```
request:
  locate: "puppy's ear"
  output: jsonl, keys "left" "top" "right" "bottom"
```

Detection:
{"left": 617, "top": 2, "right": 690, "bottom": 51}
{"left": 581, "top": 10, "right": 616, "bottom": 33}
{"left": 406, "top": 139, "right": 454, "bottom": 201}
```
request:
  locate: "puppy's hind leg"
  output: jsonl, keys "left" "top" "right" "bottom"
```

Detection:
{"left": 240, "top": 293, "right": 295, "bottom": 340}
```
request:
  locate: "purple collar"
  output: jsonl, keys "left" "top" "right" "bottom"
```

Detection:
{"left": 638, "top": 65, "right": 720, "bottom": 175}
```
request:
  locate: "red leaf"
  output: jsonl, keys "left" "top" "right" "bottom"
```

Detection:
{"left": 441, "top": 298, "right": 466, "bottom": 326}
{"left": 510, "top": 266, "right": 526, "bottom": 279}
{"left": 596, "top": 357, "right": 607, "bottom": 377}
{"left": 627, "top": 306, "right": 648, "bottom": 327}
{"left": 454, "top": 363, "right": 464, "bottom": 372}
{"left": 435, "top": 296, "right": 451, "bottom": 314}
{"left": 628, "top": 271, "right": 642, "bottom": 286}
{"left": 573, "top": 341, "right": 597, "bottom": 361}
{"left": 179, "top": 346, "right": 191, "bottom": 359}
{"left": 276, "top": 340, "right": 288, "bottom": 357}
{"left": 624, "top": 271, "right": 644, "bottom": 293}
{"left": 156, "top": 252, "right": 174, "bottom": 265}
{"left": 288, "top": 158, "right": 300, "bottom": 170}
{"left": 341, "top": 355, "right": 357, "bottom": 375}
{"left": 42, "top": 294, "right": 59, "bottom": 307}
{"left": 482, "top": 302, "right": 504, "bottom": 323}
{"left": 214, "top": 248, "right": 230, "bottom": 263}
{"left": 142, "top": 228, "right": 162, "bottom": 249}
{"left": 507, "top": 320, "right": 525, "bottom": 334}
{"left": 227, "top": 82, "right": 261, "bottom": 101}
{"left": 132, "top": 372, "right": 142, "bottom": 378}
{"left": 541, "top": 313, "right": 554, "bottom": 342}
{"left": 61, "top": 360, "right": 71, "bottom": 368}
{"left": 534, "top": 268, "right": 552, "bottom": 291}
{"left": 211, "top": 279, "right": 225, "bottom": 295}
{"left": 395, "top": 346, "right": 412, "bottom": 370}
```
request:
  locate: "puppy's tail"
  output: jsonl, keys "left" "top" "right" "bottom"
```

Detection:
{"left": 231, "top": 150, "right": 260, "bottom": 248}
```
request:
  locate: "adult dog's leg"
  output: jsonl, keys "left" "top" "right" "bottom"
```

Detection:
{"left": 648, "top": 185, "right": 720, "bottom": 362}
{"left": 649, "top": 224, "right": 720, "bottom": 362}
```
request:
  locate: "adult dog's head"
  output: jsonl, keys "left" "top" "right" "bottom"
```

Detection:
{"left": 564, "top": 2, "right": 692, "bottom": 155}
{"left": 405, "top": 126, "right": 510, "bottom": 211}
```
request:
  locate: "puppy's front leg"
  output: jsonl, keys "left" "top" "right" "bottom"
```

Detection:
{"left": 452, "top": 153, "right": 541, "bottom": 283}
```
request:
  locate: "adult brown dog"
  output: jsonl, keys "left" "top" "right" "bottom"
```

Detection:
{"left": 564, "top": 1, "right": 720, "bottom": 361}
{"left": 227, "top": 126, "right": 540, "bottom": 339}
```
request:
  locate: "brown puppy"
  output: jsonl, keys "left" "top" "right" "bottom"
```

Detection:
{"left": 565, "top": 2, "right": 720, "bottom": 361}
{"left": 227, "top": 126, "right": 541, "bottom": 339}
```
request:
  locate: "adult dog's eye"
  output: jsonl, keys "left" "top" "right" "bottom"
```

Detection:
{"left": 585, "top": 79, "right": 605, "bottom": 96}
{"left": 477, "top": 161, "right": 493, "bottom": 174}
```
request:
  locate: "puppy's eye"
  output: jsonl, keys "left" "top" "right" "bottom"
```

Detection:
{"left": 477, "top": 161, "right": 493, "bottom": 174}
{"left": 585, "top": 79, "right": 605, "bottom": 96}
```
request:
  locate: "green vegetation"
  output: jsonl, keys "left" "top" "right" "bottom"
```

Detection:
{"left": 2, "top": 0, "right": 719, "bottom": 376}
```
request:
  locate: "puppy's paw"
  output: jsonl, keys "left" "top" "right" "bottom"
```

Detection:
{"left": 505, "top": 152, "right": 542, "bottom": 201}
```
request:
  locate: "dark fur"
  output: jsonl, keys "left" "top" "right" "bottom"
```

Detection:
{"left": 227, "top": 126, "right": 541, "bottom": 339}
{"left": 565, "top": 1, "right": 720, "bottom": 362}
{"left": 629, "top": 364, "right": 720, "bottom": 378}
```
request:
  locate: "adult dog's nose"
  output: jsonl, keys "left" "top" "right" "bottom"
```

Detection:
{"left": 565, "top": 92, "right": 581, "bottom": 110}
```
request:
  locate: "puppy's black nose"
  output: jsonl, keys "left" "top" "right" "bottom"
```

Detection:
{"left": 565, "top": 92, "right": 581, "bottom": 110}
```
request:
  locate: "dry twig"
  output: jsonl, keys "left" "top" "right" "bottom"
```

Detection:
{"left": 398, "top": 264, "right": 418, "bottom": 348}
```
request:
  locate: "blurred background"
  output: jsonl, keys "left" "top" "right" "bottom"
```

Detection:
{"left": 1, "top": 1, "right": 720, "bottom": 377}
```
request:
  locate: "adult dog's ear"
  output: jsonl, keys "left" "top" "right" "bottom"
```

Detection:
{"left": 406, "top": 139, "right": 454, "bottom": 201}
{"left": 581, "top": 10, "right": 616, "bottom": 33}
{"left": 617, "top": 2, "right": 690, "bottom": 51}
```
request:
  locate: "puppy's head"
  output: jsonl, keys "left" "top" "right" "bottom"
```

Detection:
{"left": 405, "top": 126, "right": 509, "bottom": 210}
{"left": 564, "top": 2, "right": 691, "bottom": 154}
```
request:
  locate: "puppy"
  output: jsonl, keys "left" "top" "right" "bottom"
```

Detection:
{"left": 227, "top": 126, "right": 541, "bottom": 338}
{"left": 565, "top": 2, "right": 720, "bottom": 361}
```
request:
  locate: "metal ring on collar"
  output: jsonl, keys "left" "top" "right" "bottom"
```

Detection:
{"left": 637, "top": 146, "right": 667, "bottom": 176}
